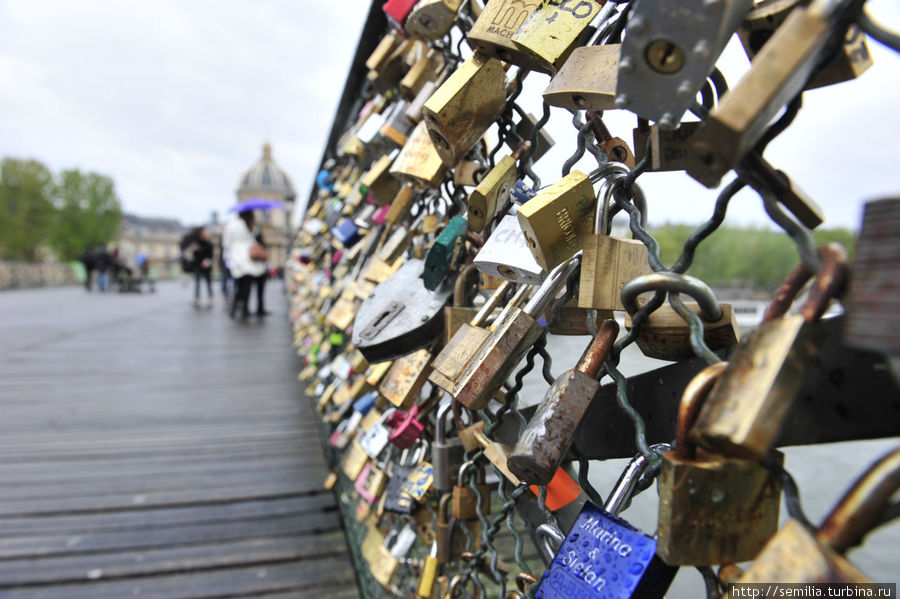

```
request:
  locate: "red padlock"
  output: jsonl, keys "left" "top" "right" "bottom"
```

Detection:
{"left": 387, "top": 404, "right": 425, "bottom": 448}
{"left": 372, "top": 204, "right": 392, "bottom": 226}
{"left": 383, "top": 0, "right": 418, "bottom": 36}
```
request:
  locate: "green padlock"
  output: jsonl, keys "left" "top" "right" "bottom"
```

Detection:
{"left": 423, "top": 215, "right": 468, "bottom": 291}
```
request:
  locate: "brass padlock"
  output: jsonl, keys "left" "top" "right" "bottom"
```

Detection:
{"left": 406, "top": 0, "right": 462, "bottom": 41}
{"left": 687, "top": 1, "right": 850, "bottom": 188}
{"left": 467, "top": 146, "right": 525, "bottom": 233}
{"left": 454, "top": 259, "right": 577, "bottom": 410}
{"left": 452, "top": 460, "right": 491, "bottom": 520}
{"left": 543, "top": 44, "right": 620, "bottom": 112}
{"left": 379, "top": 347, "right": 434, "bottom": 409}
{"left": 401, "top": 46, "right": 445, "bottom": 100}
{"left": 366, "top": 32, "right": 402, "bottom": 73}
{"left": 437, "top": 494, "right": 481, "bottom": 564}
{"left": 386, "top": 184, "right": 417, "bottom": 225}
{"left": 657, "top": 362, "right": 783, "bottom": 566}
{"left": 361, "top": 155, "right": 402, "bottom": 205}
{"left": 725, "top": 447, "right": 900, "bottom": 590}
{"left": 516, "top": 170, "right": 596, "bottom": 272}
{"left": 577, "top": 171, "right": 651, "bottom": 311}
{"left": 341, "top": 439, "right": 371, "bottom": 481}
{"left": 371, "top": 524, "right": 418, "bottom": 588}
{"left": 442, "top": 264, "right": 484, "bottom": 345}
{"left": 620, "top": 272, "right": 740, "bottom": 361}
{"left": 390, "top": 120, "right": 449, "bottom": 190}
{"left": 507, "top": 319, "right": 620, "bottom": 485}
{"left": 360, "top": 525, "right": 387, "bottom": 569}
{"left": 737, "top": 0, "right": 872, "bottom": 90}
{"left": 586, "top": 111, "right": 635, "bottom": 169}
{"left": 633, "top": 121, "right": 702, "bottom": 172}
{"left": 423, "top": 52, "right": 508, "bottom": 167}
{"left": 509, "top": 0, "right": 603, "bottom": 74}
{"left": 417, "top": 540, "right": 440, "bottom": 598}
{"left": 692, "top": 244, "right": 848, "bottom": 460}
{"left": 429, "top": 281, "right": 520, "bottom": 395}
{"left": 466, "top": 0, "right": 540, "bottom": 63}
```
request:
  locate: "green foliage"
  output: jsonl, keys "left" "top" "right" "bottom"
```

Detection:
{"left": 651, "top": 224, "right": 857, "bottom": 289}
{"left": 50, "top": 170, "right": 122, "bottom": 261}
{"left": 0, "top": 157, "right": 122, "bottom": 262}
{"left": 0, "top": 158, "right": 54, "bottom": 260}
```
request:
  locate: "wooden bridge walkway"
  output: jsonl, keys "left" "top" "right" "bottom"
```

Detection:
{"left": 0, "top": 281, "right": 358, "bottom": 599}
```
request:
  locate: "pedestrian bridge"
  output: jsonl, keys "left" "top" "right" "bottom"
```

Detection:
{"left": 0, "top": 282, "right": 358, "bottom": 599}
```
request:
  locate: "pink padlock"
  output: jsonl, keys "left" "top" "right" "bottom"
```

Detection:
{"left": 331, "top": 250, "right": 344, "bottom": 265}
{"left": 354, "top": 462, "right": 379, "bottom": 503}
{"left": 383, "top": 0, "right": 418, "bottom": 35}
{"left": 371, "top": 204, "right": 391, "bottom": 226}
{"left": 387, "top": 405, "right": 425, "bottom": 449}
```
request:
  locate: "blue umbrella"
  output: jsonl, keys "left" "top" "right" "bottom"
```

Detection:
{"left": 229, "top": 198, "right": 287, "bottom": 213}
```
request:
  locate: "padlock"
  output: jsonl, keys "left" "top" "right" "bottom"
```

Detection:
{"left": 433, "top": 402, "right": 465, "bottom": 493}
{"left": 472, "top": 425, "right": 583, "bottom": 512}
{"left": 401, "top": 47, "right": 445, "bottom": 100}
{"left": 379, "top": 99, "right": 414, "bottom": 147}
{"left": 725, "top": 447, "right": 900, "bottom": 591}
{"left": 429, "top": 281, "right": 524, "bottom": 395}
{"left": 467, "top": 152, "right": 520, "bottom": 233}
{"left": 507, "top": 319, "right": 619, "bottom": 485}
{"left": 437, "top": 494, "right": 466, "bottom": 563}
{"left": 386, "top": 184, "right": 417, "bottom": 225}
{"left": 454, "top": 256, "right": 580, "bottom": 411}
{"left": 509, "top": 0, "right": 603, "bottom": 74}
{"left": 366, "top": 32, "right": 403, "bottom": 73}
{"left": 379, "top": 347, "right": 433, "bottom": 409}
{"left": 406, "top": 0, "right": 462, "bottom": 41}
{"left": 686, "top": 1, "right": 851, "bottom": 187}
{"left": 657, "top": 362, "right": 783, "bottom": 566}
{"left": 390, "top": 120, "right": 449, "bottom": 189}
{"left": 632, "top": 121, "right": 702, "bottom": 172}
{"left": 353, "top": 258, "right": 454, "bottom": 362}
{"left": 452, "top": 460, "right": 491, "bottom": 520}
{"left": 340, "top": 439, "right": 371, "bottom": 481}
{"left": 577, "top": 170, "right": 652, "bottom": 311}
{"left": 382, "top": 444, "right": 428, "bottom": 514}
{"left": 473, "top": 214, "right": 546, "bottom": 285}
{"left": 325, "top": 296, "right": 358, "bottom": 331}
{"left": 509, "top": 113, "right": 555, "bottom": 163}
{"left": 543, "top": 44, "right": 620, "bottom": 112}
{"left": 377, "top": 226, "right": 414, "bottom": 265}
{"left": 358, "top": 409, "right": 395, "bottom": 458}
{"left": 465, "top": 0, "right": 540, "bottom": 63}
{"left": 533, "top": 449, "right": 678, "bottom": 598}
{"left": 328, "top": 409, "right": 363, "bottom": 450}
{"left": 387, "top": 403, "right": 427, "bottom": 449}
{"left": 621, "top": 274, "right": 740, "bottom": 361}
{"left": 331, "top": 218, "right": 361, "bottom": 248}
{"left": 417, "top": 540, "right": 441, "bottom": 598}
{"left": 354, "top": 448, "right": 391, "bottom": 505}
{"left": 615, "top": 0, "right": 753, "bottom": 128}
{"left": 372, "top": 524, "right": 418, "bottom": 588}
{"left": 737, "top": 0, "right": 872, "bottom": 90}
{"left": 516, "top": 170, "right": 596, "bottom": 271}
{"left": 361, "top": 155, "right": 402, "bottom": 206}
{"left": 423, "top": 52, "right": 508, "bottom": 167}
{"left": 691, "top": 243, "right": 848, "bottom": 460}
{"left": 360, "top": 525, "right": 387, "bottom": 570}
{"left": 383, "top": 0, "right": 418, "bottom": 35}
{"left": 586, "top": 111, "right": 636, "bottom": 170}
{"left": 406, "top": 80, "right": 440, "bottom": 124}
{"left": 443, "top": 264, "right": 485, "bottom": 345}
{"left": 424, "top": 215, "right": 468, "bottom": 290}
{"left": 401, "top": 443, "right": 435, "bottom": 502}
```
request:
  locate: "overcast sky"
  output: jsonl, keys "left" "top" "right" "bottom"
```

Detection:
{"left": 0, "top": 1, "right": 897, "bottom": 231}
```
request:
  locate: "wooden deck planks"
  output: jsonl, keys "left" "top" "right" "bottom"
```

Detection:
{"left": 0, "top": 283, "right": 358, "bottom": 598}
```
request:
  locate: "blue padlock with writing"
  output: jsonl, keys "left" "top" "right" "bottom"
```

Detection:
{"left": 534, "top": 447, "right": 677, "bottom": 599}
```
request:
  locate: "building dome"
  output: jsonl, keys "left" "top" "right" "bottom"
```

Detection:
{"left": 236, "top": 142, "right": 296, "bottom": 201}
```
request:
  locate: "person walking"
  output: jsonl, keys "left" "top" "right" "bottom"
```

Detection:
{"left": 218, "top": 236, "right": 231, "bottom": 306}
{"left": 95, "top": 245, "right": 111, "bottom": 292}
{"left": 221, "top": 210, "right": 266, "bottom": 320}
{"left": 252, "top": 230, "right": 269, "bottom": 316}
{"left": 189, "top": 226, "right": 214, "bottom": 308}
{"left": 79, "top": 246, "right": 96, "bottom": 291}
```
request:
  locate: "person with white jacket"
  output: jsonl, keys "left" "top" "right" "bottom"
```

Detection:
{"left": 222, "top": 210, "right": 266, "bottom": 320}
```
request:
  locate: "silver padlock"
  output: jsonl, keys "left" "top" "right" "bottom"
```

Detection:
{"left": 406, "top": 80, "right": 440, "bottom": 124}
{"left": 473, "top": 214, "right": 546, "bottom": 285}
{"left": 358, "top": 409, "right": 396, "bottom": 458}
{"left": 432, "top": 401, "right": 465, "bottom": 493}
{"left": 615, "top": 0, "right": 752, "bottom": 128}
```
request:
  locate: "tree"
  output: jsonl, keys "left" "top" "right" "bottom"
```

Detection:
{"left": 49, "top": 169, "right": 122, "bottom": 261}
{"left": 0, "top": 158, "right": 54, "bottom": 260}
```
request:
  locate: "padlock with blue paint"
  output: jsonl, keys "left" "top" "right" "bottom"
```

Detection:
{"left": 332, "top": 219, "right": 361, "bottom": 248}
{"left": 511, "top": 179, "right": 537, "bottom": 204}
{"left": 534, "top": 448, "right": 677, "bottom": 599}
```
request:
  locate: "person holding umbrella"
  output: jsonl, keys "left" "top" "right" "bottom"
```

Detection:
{"left": 222, "top": 207, "right": 267, "bottom": 320}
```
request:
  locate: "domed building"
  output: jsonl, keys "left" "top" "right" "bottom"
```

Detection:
{"left": 235, "top": 142, "right": 296, "bottom": 269}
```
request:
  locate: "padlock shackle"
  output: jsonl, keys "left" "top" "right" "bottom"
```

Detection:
{"left": 524, "top": 254, "right": 581, "bottom": 317}
{"left": 453, "top": 263, "right": 480, "bottom": 308}
{"left": 575, "top": 319, "right": 619, "bottom": 379}
{"left": 536, "top": 524, "right": 566, "bottom": 564}
{"left": 491, "top": 283, "right": 533, "bottom": 329}
{"left": 762, "top": 243, "right": 848, "bottom": 324}
{"left": 470, "top": 280, "right": 512, "bottom": 328}
{"left": 438, "top": 492, "right": 452, "bottom": 523}
{"left": 603, "top": 443, "right": 671, "bottom": 515}
{"left": 592, "top": 164, "right": 631, "bottom": 236}
{"left": 816, "top": 447, "right": 900, "bottom": 555}
{"left": 675, "top": 362, "right": 729, "bottom": 459}
{"left": 436, "top": 401, "right": 453, "bottom": 444}
{"left": 621, "top": 272, "right": 723, "bottom": 322}
{"left": 457, "top": 458, "right": 481, "bottom": 488}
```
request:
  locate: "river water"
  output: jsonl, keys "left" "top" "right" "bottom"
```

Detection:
{"left": 514, "top": 308, "right": 899, "bottom": 596}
